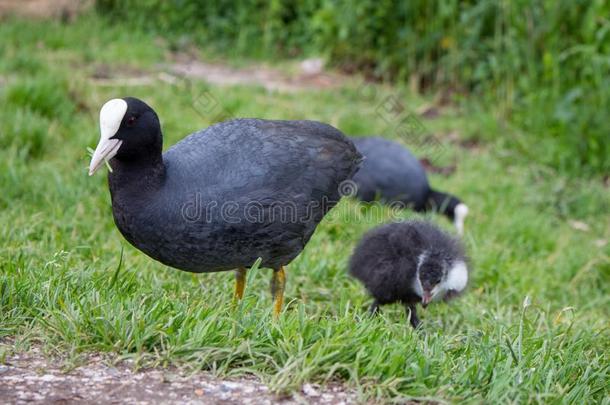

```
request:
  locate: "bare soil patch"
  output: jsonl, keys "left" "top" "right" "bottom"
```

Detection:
{"left": 88, "top": 56, "right": 347, "bottom": 93}
{"left": 0, "top": 0, "right": 91, "bottom": 20}
{"left": 0, "top": 348, "right": 359, "bottom": 404}
{"left": 167, "top": 58, "right": 345, "bottom": 93}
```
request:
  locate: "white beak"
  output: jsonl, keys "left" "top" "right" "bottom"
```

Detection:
{"left": 89, "top": 99, "right": 128, "bottom": 176}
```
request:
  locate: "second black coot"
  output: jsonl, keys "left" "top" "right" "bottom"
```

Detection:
{"left": 349, "top": 136, "right": 468, "bottom": 235}
{"left": 89, "top": 97, "right": 362, "bottom": 315}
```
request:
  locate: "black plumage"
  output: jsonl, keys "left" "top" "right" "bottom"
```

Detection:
{"left": 349, "top": 220, "right": 469, "bottom": 328}
{"left": 89, "top": 97, "right": 362, "bottom": 314}
{"left": 349, "top": 136, "right": 469, "bottom": 235}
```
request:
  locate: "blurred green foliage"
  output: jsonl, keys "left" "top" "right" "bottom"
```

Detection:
{"left": 0, "top": 107, "right": 50, "bottom": 158}
{"left": 5, "top": 74, "right": 75, "bottom": 123}
{"left": 0, "top": 71, "right": 76, "bottom": 158}
{"left": 95, "top": 0, "right": 609, "bottom": 175}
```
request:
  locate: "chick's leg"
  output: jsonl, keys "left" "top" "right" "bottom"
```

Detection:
{"left": 406, "top": 304, "right": 420, "bottom": 328}
{"left": 271, "top": 266, "right": 286, "bottom": 317}
{"left": 369, "top": 300, "right": 380, "bottom": 315}
{"left": 234, "top": 267, "right": 247, "bottom": 300}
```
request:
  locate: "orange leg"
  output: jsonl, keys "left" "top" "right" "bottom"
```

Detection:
{"left": 234, "top": 267, "right": 247, "bottom": 300}
{"left": 271, "top": 266, "right": 286, "bottom": 317}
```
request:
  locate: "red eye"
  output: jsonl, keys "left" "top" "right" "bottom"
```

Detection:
{"left": 127, "top": 116, "right": 136, "bottom": 126}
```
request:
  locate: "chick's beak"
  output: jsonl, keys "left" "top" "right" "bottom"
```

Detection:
{"left": 422, "top": 292, "right": 432, "bottom": 307}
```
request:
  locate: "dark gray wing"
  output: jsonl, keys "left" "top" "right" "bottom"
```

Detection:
{"left": 155, "top": 119, "right": 361, "bottom": 271}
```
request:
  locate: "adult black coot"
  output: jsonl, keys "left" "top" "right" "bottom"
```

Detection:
{"left": 89, "top": 97, "right": 362, "bottom": 315}
{"left": 349, "top": 136, "right": 468, "bottom": 235}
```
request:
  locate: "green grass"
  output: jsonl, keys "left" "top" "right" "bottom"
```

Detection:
{"left": 1, "top": 16, "right": 609, "bottom": 404}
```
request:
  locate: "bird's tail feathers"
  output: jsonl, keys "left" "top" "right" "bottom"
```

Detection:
{"left": 427, "top": 189, "right": 468, "bottom": 235}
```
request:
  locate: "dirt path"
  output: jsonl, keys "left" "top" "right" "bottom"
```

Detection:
{"left": 166, "top": 58, "right": 344, "bottom": 93}
{"left": 0, "top": 348, "right": 359, "bottom": 404}
{"left": 0, "top": 0, "right": 90, "bottom": 20}
{"left": 89, "top": 54, "right": 346, "bottom": 94}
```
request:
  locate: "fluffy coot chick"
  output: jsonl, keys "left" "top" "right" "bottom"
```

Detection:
{"left": 89, "top": 97, "right": 362, "bottom": 315}
{"left": 349, "top": 220, "right": 468, "bottom": 327}
{"left": 349, "top": 136, "right": 469, "bottom": 235}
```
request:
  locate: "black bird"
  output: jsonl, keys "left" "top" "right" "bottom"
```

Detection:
{"left": 349, "top": 220, "right": 469, "bottom": 328}
{"left": 89, "top": 97, "right": 362, "bottom": 315}
{"left": 349, "top": 136, "right": 468, "bottom": 235}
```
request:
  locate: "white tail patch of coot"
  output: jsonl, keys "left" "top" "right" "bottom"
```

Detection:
{"left": 453, "top": 203, "right": 469, "bottom": 236}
